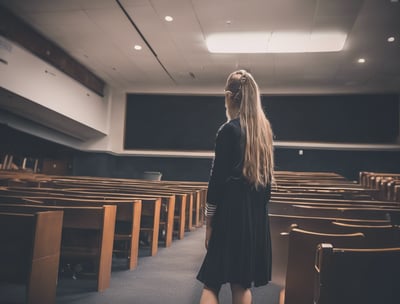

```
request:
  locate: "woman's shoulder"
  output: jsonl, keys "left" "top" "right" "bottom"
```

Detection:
{"left": 218, "top": 119, "right": 241, "bottom": 140}
{"left": 218, "top": 118, "right": 241, "bottom": 133}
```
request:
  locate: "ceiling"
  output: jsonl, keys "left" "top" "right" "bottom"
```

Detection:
{"left": 1, "top": 0, "right": 400, "bottom": 95}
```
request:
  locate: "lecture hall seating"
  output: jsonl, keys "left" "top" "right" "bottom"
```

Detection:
{"left": 0, "top": 210, "right": 63, "bottom": 304}
{"left": 314, "top": 243, "right": 400, "bottom": 304}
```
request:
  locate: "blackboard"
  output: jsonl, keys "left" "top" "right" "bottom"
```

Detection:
{"left": 124, "top": 93, "right": 399, "bottom": 150}
{"left": 125, "top": 94, "right": 227, "bottom": 150}
{"left": 265, "top": 94, "right": 399, "bottom": 143}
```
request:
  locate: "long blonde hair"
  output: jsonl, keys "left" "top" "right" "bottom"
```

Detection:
{"left": 225, "top": 70, "right": 274, "bottom": 187}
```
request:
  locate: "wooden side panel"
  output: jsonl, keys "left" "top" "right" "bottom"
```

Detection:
{"left": 97, "top": 205, "right": 116, "bottom": 292}
{"left": 28, "top": 211, "right": 63, "bottom": 304}
{"left": 129, "top": 201, "right": 142, "bottom": 269}
{"left": 165, "top": 195, "right": 175, "bottom": 247}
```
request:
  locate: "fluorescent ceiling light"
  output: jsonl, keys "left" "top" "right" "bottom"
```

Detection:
{"left": 206, "top": 33, "right": 269, "bottom": 53}
{"left": 206, "top": 31, "right": 347, "bottom": 53}
{"left": 308, "top": 32, "right": 347, "bottom": 52}
{"left": 268, "top": 32, "right": 309, "bottom": 53}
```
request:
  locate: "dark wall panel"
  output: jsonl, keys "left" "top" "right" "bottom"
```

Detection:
{"left": 73, "top": 153, "right": 213, "bottom": 181}
{"left": 71, "top": 149, "right": 400, "bottom": 182}
{"left": 265, "top": 94, "right": 399, "bottom": 143}
{"left": 2, "top": 91, "right": 400, "bottom": 183}
{"left": 0, "top": 124, "right": 73, "bottom": 158}
{"left": 1, "top": 124, "right": 400, "bottom": 182}
{"left": 125, "top": 94, "right": 226, "bottom": 150}
{"left": 125, "top": 93, "right": 399, "bottom": 150}
{"left": 274, "top": 148, "right": 400, "bottom": 181}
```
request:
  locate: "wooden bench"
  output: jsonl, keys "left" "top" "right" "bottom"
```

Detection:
{"left": 279, "top": 222, "right": 400, "bottom": 304}
{"left": 272, "top": 191, "right": 371, "bottom": 200}
{"left": 275, "top": 171, "right": 346, "bottom": 181}
{"left": 0, "top": 203, "right": 116, "bottom": 292}
{"left": 0, "top": 210, "right": 63, "bottom": 304}
{"left": 359, "top": 171, "right": 400, "bottom": 201}
{"left": 49, "top": 179, "right": 199, "bottom": 233}
{"left": 360, "top": 171, "right": 400, "bottom": 188}
{"left": 24, "top": 196, "right": 150, "bottom": 262}
{"left": 387, "top": 179, "right": 400, "bottom": 201}
{"left": 269, "top": 202, "right": 400, "bottom": 220}
{"left": 42, "top": 188, "right": 167, "bottom": 249}
{"left": 275, "top": 206, "right": 400, "bottom": 218}
{"left": 280, "top": 227, "right": 366, "bottom": 304}
{"left": 42, "top": 175, "right": 206, "bottom": 228}
{"left": 273, "top": 185, "right": 378, "bottom": 200}
{"left": 61, "top": 186, "right": 182, "bottom": 244}
{"left": 40, "top": 180, "right": 192, "bottom": 239}
{"left": 314, "top": 244, "right": 400, "bottom": 304}
{"left": 0, "top": 172, "right": 207, "bottom": 235}
{"left": 0, "top": 188, "right": 161, "bottom": 263}
{"left": 271, "top": 196, "right": 400, "bottom": 208}
{"left": 269, "top": 213, "right": 393, "bottom": 287}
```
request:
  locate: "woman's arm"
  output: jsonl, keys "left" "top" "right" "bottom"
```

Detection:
{"left": 205, "top": 123, "right": 235, "bottom": 249}
{"left": 207, "top": 123, "right": 235, "bottom": 204}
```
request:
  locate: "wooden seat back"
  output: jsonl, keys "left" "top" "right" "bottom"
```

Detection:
{"left": 269, "top": 214, "right": 390, "bottom": 287}
{"left": 284, "top": 227, "right": 365, "bottom": 304}
{"left": 0, "top": 210, "right": 63, "bottom": 304}
{"left": 0, "top": 203, "right": 116, "bottom": 292}
{"left": 330, "top": 221, "right": 400, "bottom": 247}
{"left": 314, "top": 244, "right": 400, "bottom": 304}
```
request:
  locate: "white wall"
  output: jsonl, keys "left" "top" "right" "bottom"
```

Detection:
{"left": 77, "top": 87, "right": 126, "bottom": 153}
{"left": 0, "top": 36, "right": 109, "bottom": 135}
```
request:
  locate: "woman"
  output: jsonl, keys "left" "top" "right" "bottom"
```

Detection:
{"left": 197, "top": 70, "right": 274, "bottom": 304}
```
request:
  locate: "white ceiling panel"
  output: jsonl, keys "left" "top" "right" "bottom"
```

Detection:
{"left": 0, "top": 0, "right": 399, "bottom": 94}
{"left": 316, "top": 0, "right": 364, "bottom": 17}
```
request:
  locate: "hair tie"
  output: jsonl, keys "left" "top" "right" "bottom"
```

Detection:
{"left": 240, "top": 75, "right": 247, "bottom": 85}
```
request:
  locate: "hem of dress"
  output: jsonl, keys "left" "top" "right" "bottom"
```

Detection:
{"left": 196, "top": 275, "right": 270, "bottom": 290}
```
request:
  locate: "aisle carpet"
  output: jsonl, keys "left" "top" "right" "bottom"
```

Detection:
{"left": 0, "top": 226, "right": 281, "bottom": 304}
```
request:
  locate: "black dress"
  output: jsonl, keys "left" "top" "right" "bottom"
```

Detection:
{"left": 196, "top": 118, "right": 272, "bottom": 290}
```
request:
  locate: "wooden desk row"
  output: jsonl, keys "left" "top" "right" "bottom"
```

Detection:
{"left": 0, "top": 171, "right": 208, "bottom": 303}
{"left": 359, "top": 171, "right": 400, "bottom": 202}
{"left": 270, "top": 170, "right": 400, "bottom": 304}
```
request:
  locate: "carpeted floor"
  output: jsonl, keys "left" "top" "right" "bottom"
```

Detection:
{"left": 0, "top": 226, "right": 282, "bottom": 304}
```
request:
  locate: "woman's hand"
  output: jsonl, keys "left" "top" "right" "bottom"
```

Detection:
{"left": 205, "top": 215, "right": 213, "bottom": 250}
{"left": 205, "top": 225, "right": 212, "bottom": 250}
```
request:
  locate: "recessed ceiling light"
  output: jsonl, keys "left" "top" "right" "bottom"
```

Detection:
{"left": 387, "top": 36, "right": 395, "bottom": 42}
{"left": 165, "top": 16, "right": 173, "bottom": 22}
{"left": 358, "top": 58, "right": 366, "bottom": 63}
{"left": 134, "top": 45, "right": 142, "bottom": 51}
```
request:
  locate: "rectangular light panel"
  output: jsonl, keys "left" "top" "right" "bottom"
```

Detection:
{"left": 206, "top": 31, "right": 347, "bottom": 53}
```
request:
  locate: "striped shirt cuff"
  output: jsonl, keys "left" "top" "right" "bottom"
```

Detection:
{"left": 205, "top": 203, "right": 217, "bottom": 217}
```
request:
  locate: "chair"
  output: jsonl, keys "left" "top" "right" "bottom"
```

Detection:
{"left": 330, "top": 221, "right": 400, "bottom": 247}
{"left": 282, "top": 227, "right": 365, "bottom": 304}
{"left": 314, "top": 244, "right": 400, "bottom": 304}
{"left": 142, "top": 171, "right": 162, "bottom": 181}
